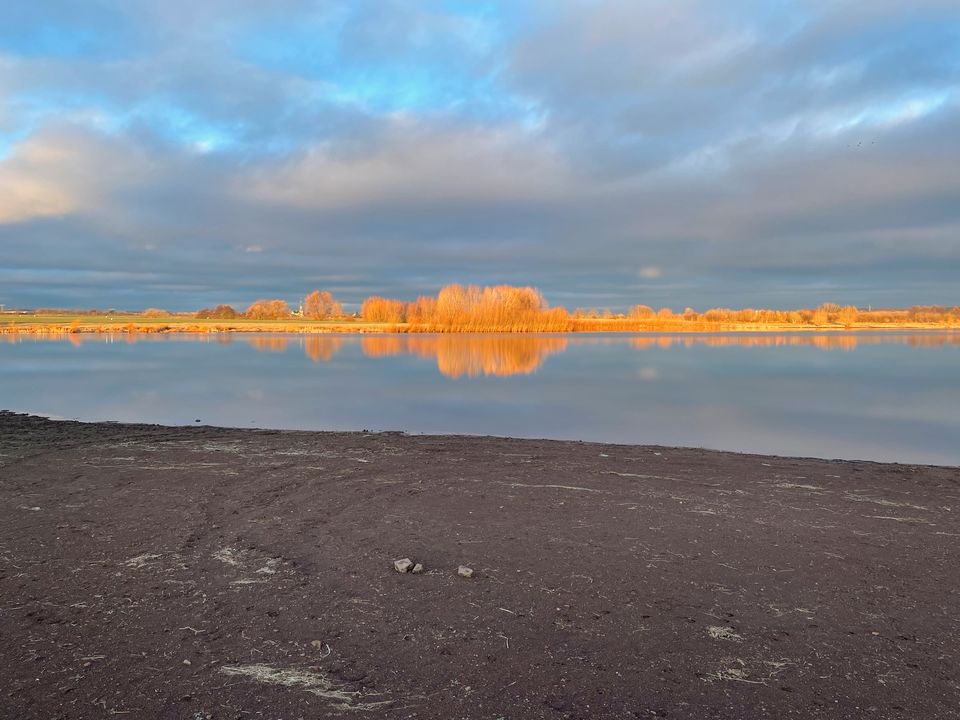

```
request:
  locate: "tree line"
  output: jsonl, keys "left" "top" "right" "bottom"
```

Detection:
{"left": 362, "top": 284, "right": 571, "bottom": 332}
{"left": 195, "top": 284, "right": 573, "bottom": 331}
{"left": 195, "top": 290, "right": 344, "bottom": 321}
{"left": 570, "top": 303, "right": 960, "bottom": 329}
{"left": 190, "top": 286, "right": 959, "bottom": 331}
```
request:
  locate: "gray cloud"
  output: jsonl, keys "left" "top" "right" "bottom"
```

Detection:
{"left": 0, "top": 0, "right": 958, "bottom": 311}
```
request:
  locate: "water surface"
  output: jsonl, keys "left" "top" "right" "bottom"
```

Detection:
{"left": 3, "top": 331, "right": 959, "bottom": 465}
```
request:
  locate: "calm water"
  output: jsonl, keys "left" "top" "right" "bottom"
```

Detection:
{"left": 2, "top": 332, "right": 959, "bottom": 465}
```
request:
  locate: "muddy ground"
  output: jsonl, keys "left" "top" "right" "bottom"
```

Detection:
{"left": 0, "top": 412, "right": 958, "bottom": 719}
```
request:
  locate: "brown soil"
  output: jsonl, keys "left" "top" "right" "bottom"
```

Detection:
{"left": 1, "top": 412, "right": 958, "bottom": 719}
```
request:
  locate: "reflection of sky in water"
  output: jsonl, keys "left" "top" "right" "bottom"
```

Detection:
{"left": 2, "top": 332, "right": 959, "bottom": 465}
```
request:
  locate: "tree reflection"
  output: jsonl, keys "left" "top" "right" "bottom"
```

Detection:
{"left": 248, "top": 336, "right": 289, "bottom": 353}
{"left": 628, "top": 334, "right": 960, "bottom": 351}
{"left": 36, "top": 330, "right": 960, "bottom": 373}
{"left": 303, "top": 336, "right": 344, "bottom": 362}
{"left": 363, "top": 335, "right": 568, "bottom": 377}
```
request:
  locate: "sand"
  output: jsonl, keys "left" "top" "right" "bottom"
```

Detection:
{"left": 1, "top": 411, "right": 958, "bottom": 719}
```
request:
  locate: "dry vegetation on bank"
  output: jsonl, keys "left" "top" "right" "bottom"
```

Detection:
{"left": 4, "top": 283, "right": 959, "bottom": 336}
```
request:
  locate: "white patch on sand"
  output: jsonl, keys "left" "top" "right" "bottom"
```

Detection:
{"left": 844, "top": 495, "right": 929, "bottom": 511}
{"left": 125, "top": 553, "right": 162, "bottom": 568}
{"left": 212, "top": 548, "right": 245, "bottom": 566}
{"left": 774, "top": 482, "right": 824, "bottom": 491}
{"left": 502, "top": 482, "right": 605, "bottom": 493}
{"left": 602, "top": 471, "right": 680, "bottom": 481}
{"left": 256, "top": 558, "right": 281, "bottom": 574}
{"left": 867, "top": 515, "right": 935, "bottom": 525}
{"left": 219, "top": 664, "right": 390, "bottom": 710}
{"left": 707, "top": 626, "right": 742, "bottom": 642}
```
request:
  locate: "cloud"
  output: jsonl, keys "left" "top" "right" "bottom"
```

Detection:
{"left": 0, "top": 0, "right": 957, "bottom": 310}
{"left": 507, "top": 0, "right": 960, "bottom": 176}
{"left": 0, "top": 143, "right": 77, "bottom": 222}
{"left": 243, "top": 119, "right": 572, "bottom": 211}
{"left": 0, "top": 123, "right": 161, "bottom": 223}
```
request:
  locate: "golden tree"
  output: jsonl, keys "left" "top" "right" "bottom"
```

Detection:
{"left": 361, "top": 296, "right": 407, "bottom": 323}
{"left": 245, "top": 299, "right": 291, "bottom": 320}
{"left": 304, "top": 290, "right": 343, "bottom": 320}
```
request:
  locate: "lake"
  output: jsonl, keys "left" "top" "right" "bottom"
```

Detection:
{"left": 2, "top": 331, "right": 959, "bottom": 465}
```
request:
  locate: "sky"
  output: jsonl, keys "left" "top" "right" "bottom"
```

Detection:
{"left": 0, "top": 0, "right": 958, "bottom": 311}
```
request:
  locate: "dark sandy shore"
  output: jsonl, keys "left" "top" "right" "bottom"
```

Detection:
{"left": 1, "top": 412, "right": 958, "bottom": 719}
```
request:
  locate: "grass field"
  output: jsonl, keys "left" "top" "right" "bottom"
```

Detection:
{"left": 0, "top": 314, "right": 395, "bottom": 334}
{"left": 2, "top": 312, "right": 958, "bottom": 335}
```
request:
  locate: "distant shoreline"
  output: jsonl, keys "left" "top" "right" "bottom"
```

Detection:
{"left": 4, "top": 316, "right": 959, "bottom": 336}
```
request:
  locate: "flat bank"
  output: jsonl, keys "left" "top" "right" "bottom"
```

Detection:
{"left": 1, "top": 413, "right": 957, "bottom": 719}
{"left": 3, "top": 315, "right": 960, "bottom": 336}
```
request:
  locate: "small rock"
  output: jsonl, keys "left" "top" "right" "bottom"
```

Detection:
{"left": 412, "top": 563, "right": 424, "bottom": 574}
{"left": 457, "top": 565, "right": 474, "bottom": 578}
{"left": 310, "top": 640, "right": 332, "bottom": 657}
{"left": 394, "top": 558, "right": 413, "bottom": 573}
{"left": 182, "top": 659, "right": 192, "bottom": 666}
